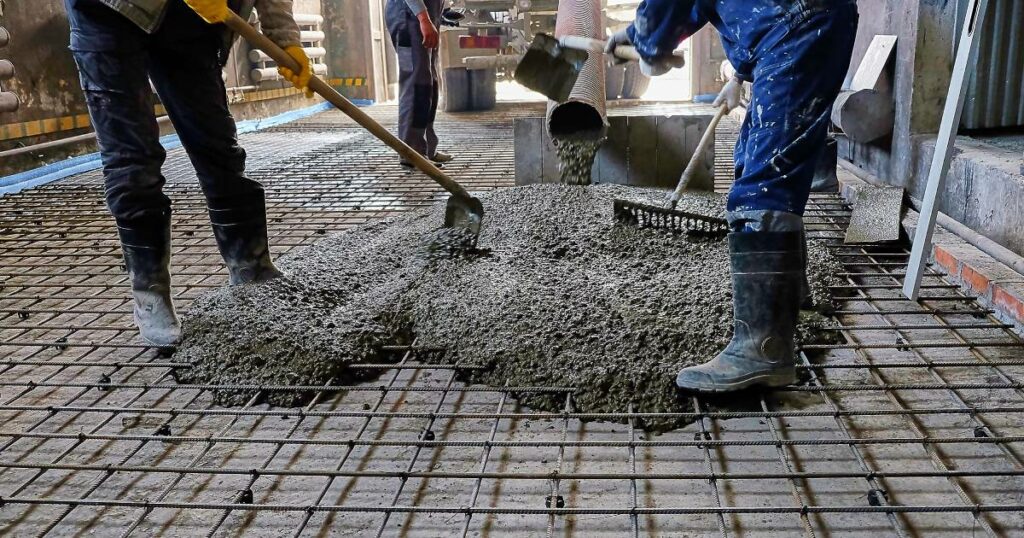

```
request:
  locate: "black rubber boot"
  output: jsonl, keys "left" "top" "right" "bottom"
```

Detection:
{"left": 676, "top": 231, "right": 803, "bottom": 393}
{"left": 117, "top": 213, "right": 181, "bottom": 347}
{"left": 208, "top": 195, "right": 283, "bottom": 285}
{"left": 799, "top": 229, "right": 814, "bottom": 310}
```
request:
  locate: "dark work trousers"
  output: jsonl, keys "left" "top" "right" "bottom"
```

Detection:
{"left": 65, "top": 0, "right": 266, "bottom": 245}
{"left": 385, "top": 0, "right": 442, "bottom": 158}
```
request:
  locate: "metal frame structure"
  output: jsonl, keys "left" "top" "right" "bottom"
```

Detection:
{"left": 0, "top": 103, "right": 1022, "bottom": 536}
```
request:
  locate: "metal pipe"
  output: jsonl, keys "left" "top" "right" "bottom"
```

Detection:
{"left": 293, "top": 14, "right": 324, "bottom": 25}
{"left": 545, "top": 0, "right": 606, "bottom": 141}
{"left": 0, "top": 59, "right": 14, "bottom": 80}
{"left": 298, "top": 30, "right": 325, "bottom": 42}
{"left": 0, "top": 91, "right": 20, "bottom": 113}
{"left": 0, "top": 116, "right": 173, "bottom": 159}
{"left": 461, "top": 54, "right": 522, "bottom": 70}
{"left": 250, "top": 63, "right": 328, "bottom": 83}
{"left": 248, "top": 46, "right": 326, "bottom": 63}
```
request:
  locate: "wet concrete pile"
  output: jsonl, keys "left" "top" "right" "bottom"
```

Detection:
{"left": 176, "top": 184, "right": 843, "bottom": 429}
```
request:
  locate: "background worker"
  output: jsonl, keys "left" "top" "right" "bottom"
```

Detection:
{"left": 385, "top": 0, "right": 453, "bottom": 167}
{"left": 63, "top": 0, "right": 312, "bottom": 346}
{"left": 608, "top": 0, "right": 859, "bottom": 392}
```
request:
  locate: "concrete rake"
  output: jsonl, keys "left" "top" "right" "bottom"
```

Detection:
{"left": 612, "top": 105, "right": 730, "bottom": 237}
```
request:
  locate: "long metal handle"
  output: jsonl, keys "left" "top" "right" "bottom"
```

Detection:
{"left": 223, "top": 12, "right": 476, "bottom": 205}
{"left": 667, "top": 104, "right": 727, "bottom": 208}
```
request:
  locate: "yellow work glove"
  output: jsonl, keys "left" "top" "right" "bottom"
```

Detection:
{"left": 278, "top": 46, "right": 314, "bottom": 98}
{"left": 183, "top": 0, "right": 231, "bottom": 24}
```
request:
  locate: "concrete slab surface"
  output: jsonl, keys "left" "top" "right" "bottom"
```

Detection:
{"left": 0, "top": 102, "right": 1022, "bottom": 536}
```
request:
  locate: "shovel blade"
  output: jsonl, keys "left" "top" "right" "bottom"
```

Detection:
{"left": 444, "top": 195, "right": 484, "bottom": 240}
{"left": 513, "top": 33, "right": 589, "bottom": 102}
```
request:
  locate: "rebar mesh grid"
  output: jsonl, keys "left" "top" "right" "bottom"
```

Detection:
{"left": 0, "top": 102, "right": 1022, "bottom": 536}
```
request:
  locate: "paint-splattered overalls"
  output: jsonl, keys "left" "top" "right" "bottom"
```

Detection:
{"left": 386, "top": 0, "right": 443, "bottom": 158}
{"left": 629, "top": 0, "right": 858, "bottom": 229}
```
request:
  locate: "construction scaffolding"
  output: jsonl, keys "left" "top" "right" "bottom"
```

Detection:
{"left": 0, "top": 103, "right": 1022, "bottom": 536}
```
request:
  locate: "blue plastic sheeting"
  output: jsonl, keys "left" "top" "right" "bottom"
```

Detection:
{"left": 0, "top": 99, "right": 367, "bottom": 197}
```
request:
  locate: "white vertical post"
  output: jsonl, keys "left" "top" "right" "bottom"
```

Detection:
{"left": 903, "top": 0, "right": 990, "bottom": 300}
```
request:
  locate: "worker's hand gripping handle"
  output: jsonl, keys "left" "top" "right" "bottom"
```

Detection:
{"left": 558, "top": 35, "right": 642, "bottom": 62}
{"left": 222, "top": 12, "right": 477, "bottom": 207}
{"left": 666, "top": 104, "right": 728, "bottom": 209}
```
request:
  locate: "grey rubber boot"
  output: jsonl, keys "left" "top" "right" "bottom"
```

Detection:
{"left": 117, "top": 215, "right": 182, "bottom": 347}
{"left": 208, "top": 195, "right": 283, "bottom": 285}
{"left": 676, "top": 231, "right": 803, "bottom": 392}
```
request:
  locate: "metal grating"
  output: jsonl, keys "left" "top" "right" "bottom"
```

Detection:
{"left": 0, "top": 102, "right": 1022, "bottom": 536}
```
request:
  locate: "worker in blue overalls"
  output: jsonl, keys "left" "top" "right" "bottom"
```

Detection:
{"left": 385, "top": 0, "right": 453, "bottom": 167}
{"left": 63, "top": 0, "right": 312, "bottom": 347}
{"left": 608, "top": 0, "right": 859, "bottom": 392}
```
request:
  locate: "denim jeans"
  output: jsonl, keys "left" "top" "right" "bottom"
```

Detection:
{"left": 66, "top": 0, "right": 266, "bottom": 238}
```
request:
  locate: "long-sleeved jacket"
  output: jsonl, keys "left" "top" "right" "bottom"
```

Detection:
{"left": 627, "top": 0, "right": 851, "bottom": 81}
{"left": 86, "top": 0, "right": 301, "bottom": 48}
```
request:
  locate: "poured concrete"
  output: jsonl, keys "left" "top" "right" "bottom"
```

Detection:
{"left": 514, "top": 114, "right": 715, "bottom": 189}
{"left": 177, "top": 184, "right": 842, "bottom": 428}
{"left": 844, "top": 185, "right": 905, "bottom": 244}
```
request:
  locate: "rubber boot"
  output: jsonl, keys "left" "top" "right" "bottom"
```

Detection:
{"left": 676, "top": 231, "right": 803, "bottom": 392}
{"left": 799, "top": 229, "right": 814, "bottom": 310}
{"left": 117, "top": 215, "right": 182, "bottom": 347}
{"left": 208, "top": 195, "right": 283, "bottom": 285}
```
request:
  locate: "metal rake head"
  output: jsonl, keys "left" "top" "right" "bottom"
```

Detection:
{"left": 613, "top": 199, "right": 729, "bottom": 237}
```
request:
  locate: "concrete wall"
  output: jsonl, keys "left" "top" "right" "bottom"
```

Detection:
{"left": 514, "top": 113, "right": 715, "bottom": 189}
{"left": 842, "top": 0, "right": 958, "bottom": 191}
{"left": 0, "top": 2, "right": 89, "bottom": 147}
{"left": 322, "top": 0, "right": 387, "bottom": 102}
{"left": 842, "top": 0, "right": 1024, "bottom": 258}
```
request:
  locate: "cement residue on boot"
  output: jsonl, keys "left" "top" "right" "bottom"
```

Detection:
{"left": 176, "top": 184, "right": 842, "bottom": 429}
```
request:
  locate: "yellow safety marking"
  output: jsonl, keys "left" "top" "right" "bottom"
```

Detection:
{"left": 0, "top": 85, "right": 327, "bottom": 141}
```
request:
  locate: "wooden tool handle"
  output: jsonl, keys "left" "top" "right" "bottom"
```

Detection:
{"left": 667, "top": 104, "right": 728, "bottom": 207}
{"left": 558, "top": 35, "right": 681, "bottom": 63}
{"left": 558, "top": 35, "right": 641, "bottom": 62}
{"left": 224, "top": 12, "right": 475, "bottom": 205}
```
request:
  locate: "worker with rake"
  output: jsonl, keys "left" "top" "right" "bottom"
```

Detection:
{"left": 608, "top": 0, "right": 859, "bottom": 392}
{"left": 63, "top": 0, "right": 314, "bottom": 346}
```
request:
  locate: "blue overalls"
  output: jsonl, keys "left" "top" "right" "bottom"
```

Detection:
{"left": 629, "top": 0, "right": 858, "bottom": 231}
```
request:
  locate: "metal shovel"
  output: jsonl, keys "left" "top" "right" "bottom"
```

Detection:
{"left": 514, "top": 33, "right": 681, "bottom": 102}
{"left": 224, "top": 12, "right": 485, "bottom": 239}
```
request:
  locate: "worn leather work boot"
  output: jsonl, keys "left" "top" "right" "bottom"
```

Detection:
{"left": 208, "top": 195, "right": 283, "bottom": 285}
{"left": 430, "top": 150, "right": 454, "bottom": 163}
{"left": 676, "top": 231, "right": 803, "bottom": 392}
{"left": 118, "top": 215, "right": 182, "bottom": 347}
